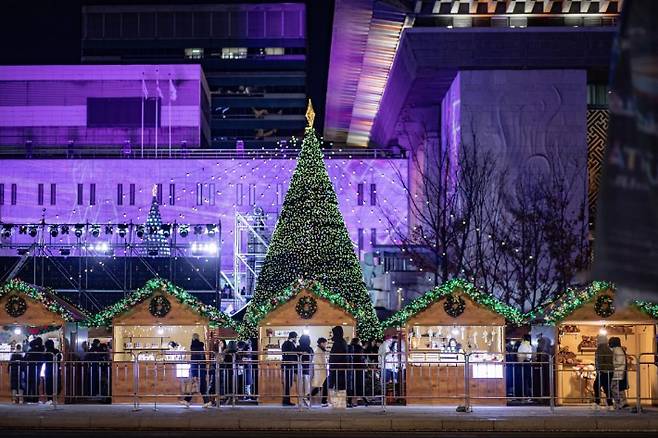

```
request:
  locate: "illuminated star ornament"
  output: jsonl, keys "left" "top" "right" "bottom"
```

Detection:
{"left": 305, "top": 99, "right": 315, "bottom": 128}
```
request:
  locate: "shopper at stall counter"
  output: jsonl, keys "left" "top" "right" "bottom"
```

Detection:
{"left": 185, "top": 333, "right": 208, "bottom": 408}
{"left": 296, "top": 334, "right": 314, "bottom": 407}
{"left": 24, "top": 337, "right": 45, "bottom": 403}
{"left": 517, "top": 334, "right": 534, "bottom": 401}
{"left": 281, "top": 331, "right": 298, "bottom": 406}
{"left": 348, "top": 337, "right": 367, "bottom": 407}
{"left": 609, "top": 337, "right": 629, "bottom": 410}
{"left": 329, "top": 325, "right": 349, "bottom": 405}
{"left": 593, "top": 334, "right": 614, "bottom": 410}
{"left": 9, "top": 344, "right": 24, "bottom": 404}
{"left": 44, "top": 339, "right": 61, "bottom": 405}
{"left": 311, "top": 337, "right": 329, "bottom": 407}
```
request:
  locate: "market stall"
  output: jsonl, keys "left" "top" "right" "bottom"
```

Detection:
{"left": 0, "top": 279, "right": 85, "bottom": 403}
{"left": 384, "top": 279, "right": 524, "bottom": 405}
{"left": 545, "top": 282, "right": 657, "bottom": 406}
{"left": 248, "top": 280, "right": 357, "bottom": 404}
{"left": 87, "top": 279, "right": 234, "bottom": 404}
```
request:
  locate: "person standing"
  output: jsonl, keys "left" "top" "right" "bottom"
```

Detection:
{"left": 221, "top": 341, "right": 238, "bottom": 405}
{"left": 593, "top": 334, "right": 614, "bottom": 410}
{"left": 296, "top": 334, "right": 314, "bottom": 407}
{"left": 517, "top": 334, "right": 534, "bottom": 401}
{"left": 534, "top": 334, "right": 553, "bottom": 404}
{"left": 347, "top": 337, "right": 366, "bottom": 407}
{"left": 329, "top": 326, "right": 349, "bottom": 407}
{"left": 609, "top": 337, "right": 628, "bottom": 409}
{"left": 9, "top": 344, "right": 25, "bottom": 404}
{"left": 311, "top": 337, "right": 329, "bottom": 407}
{"left": 24, "top": 337, "right": 45, "bottom": 403}
{"left": 44, "top": 339, "right": 61, "bottom": 405}
{"left": 281, "top": 331, "right": 298, "bottom": 406}
{"left": 181, "top": 333, "right": 206, "bottom": 408}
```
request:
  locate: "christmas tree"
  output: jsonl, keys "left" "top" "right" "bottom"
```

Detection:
{"left": 244, "top": 102, "right": 381, "bottom": 340}
{"left": 144, "top": 185, "right": 169, "bottom": 256}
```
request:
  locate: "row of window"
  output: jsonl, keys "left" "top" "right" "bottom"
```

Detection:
{"left": 357, "top": 228, "right": 378, "bottom": 256}
{"left": 0, "top": 183, "right": 378, "bottom": 207}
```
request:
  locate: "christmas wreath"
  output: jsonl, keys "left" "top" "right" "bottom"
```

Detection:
{"left": 5, "top": 296, "right": 27, "bottom": 318}
{"left": 149, "top": 295, "right": 171, "bottom": 318}
{"left": 594, "top": 295, "right": 615, "bottom": 318}
{"left": 443, "top": 295, "right": 465, "bottom": 318}
{"left": 295, "top": 296, "right": 318, "bottom": 319}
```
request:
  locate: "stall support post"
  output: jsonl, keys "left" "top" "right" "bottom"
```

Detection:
{"left": 635, "top": 353, "right": 642, "bottom": 413}
{"left": 153, "top": 360, "right": 159, "bottom": 411}
{"left": 214, "top": 351, "right": 221, "bottom": 408}
{"left": 549, "top": 355, "right": 555, "bottom": 412}
{"left": 132, "top": 354, "right": 141, "bottom": 411}
{"left": 297, "top": 354, "right": 304, "bottom": 410}
{"left": 463, "top": 353, "right": 471, "bottom": 412}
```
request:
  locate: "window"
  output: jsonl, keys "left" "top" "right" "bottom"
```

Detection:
{"left": 50, "top": 184, "right": 56, "bottom": 205}
{"left": 89, "top": 183, "right": 96, "bottom": 206}
{"left": 370, "top": 183, "right": 377, "bottom": 206}
{"left": 156, "top": 183, "right": 163, "bottom": 205}
{"left": 276, "top": 183, "right": 284, "bottom": 205}
{"left": 370, "top": 228, "right": 377, "bottom": 246}
{"left": 87, "top": 97, "right": 160, "bottom": 128}
{"left": 184, "top": 48, "right": 204, "bottom": 59}
{"left": 248, "top": 184, "right": 256, "bottom": 206}
{"left": 208, "top": 183, "right": 216, "bottom": 206}
{"left": 11, "top": 184, "right": 17, "bottom": 205}
{"left": 357, "top": 228, "right": 364, "bottom": 260}
{"left": 264, "top": 47, "right": 285, "bottom": 55}
{"left": 221, "top": 47, "right": 247, "bottom": 59}
{"left": 169, "top": 184, "right": 176, "bottom": 206}
{"left": 129, "top": 184, "right": 136, "bottom": 206}
{"left": 37, "top": 184, "right": 44, "bottom": 206}
{"left": 0, "top": 184, "right": 4, "bottom": 205}
{"left": 357, "top": 183, "right": 364, "bottom": 206}
{"left": 117, "top": 184, "right": 123, "bottom": 206}
{"left": 195, "top": 183, "right": 203, "bottom": 206}
{"left": 236, "top": 183, "right": 243, "bottom": 206}
{"left": 77, "top": 184, "right": 83, "bottom": 205}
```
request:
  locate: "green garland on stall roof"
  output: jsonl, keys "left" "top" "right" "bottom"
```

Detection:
{"left": 542, "top": 281, "right": 616, "bottom": 325}
{"left": 382, "top": 278, "right": 525, "bottom": 328}
{"left": 633, "top": 301, "right": 658, "bottom": 320}
{"left": 85, "top": 278, "right": 235, "bottom": 329}
{"left": 241, "top": 279, "right": 366, "bottom": 339}
{"left": 0, "top": 279, "right": 78, "bottom": 322}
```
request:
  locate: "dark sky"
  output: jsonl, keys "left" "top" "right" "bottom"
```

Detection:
{"left": 0, "top": 0, "right": 334, "bottom": 131}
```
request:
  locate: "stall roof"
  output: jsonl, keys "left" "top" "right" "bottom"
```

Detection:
{"left": 382, "top": 279, "right": 525, "bottom": 328}
{"left": 1, "top": 279, "right": 87, "bottom": 323}
{"left": 540, "top": 281, "right": 657, "bottom": 325}
{"left": 86, "top": 278, "right": 234, "bottom": 329}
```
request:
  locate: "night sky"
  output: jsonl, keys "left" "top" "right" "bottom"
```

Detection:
{"left": 0, "top": 0, "right": 334, "bottom": 132}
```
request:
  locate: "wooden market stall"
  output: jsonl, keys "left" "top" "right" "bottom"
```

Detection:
{"left": 547, "top": 282, "right": 658, "bottom": 406}
{"left": 385, "top": 280, "right": 524, "bottom": 405}
{"left": 255, "top": 281, "right": 357, "bottom": 404}
{"left": 0, "top": 279, "right": 86, "bottom": 403}
{"left": 88, "top": 279, "right": 233, "bottom": 404}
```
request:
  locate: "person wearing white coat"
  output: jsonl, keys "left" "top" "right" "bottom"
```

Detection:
{"left": 609, "top": 337, "right": 628, "bottom": 409}
{"left": 311, "top": 337, "right": 329, "bottom": 407}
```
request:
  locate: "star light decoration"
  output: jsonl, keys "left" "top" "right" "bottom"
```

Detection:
{"left": 86, "top": 278, "right": 234, "bottom": 329}
{"left": 382, "top": 278, "right": 525, "bottom": 328}
{"left": 0, "top": 279, "right": 81, "bottom": 322}
{"left": 243, "top": 123, "right": 382, "bottom": 341}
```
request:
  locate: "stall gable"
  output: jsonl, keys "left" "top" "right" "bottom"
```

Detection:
{"left": 561, "top": 294, "right": 656, "bottom": 324}
{"left": 0, "top": 294, "right": 66, "bottom": 326}
{"left": 260, "top": 289, "right": 356, "bottom": 327}
{"left": 112, "top": 293, "right": 209, "bottom": 326}
{"left": 406, "top": 295, "right": 505, "bottom": 327}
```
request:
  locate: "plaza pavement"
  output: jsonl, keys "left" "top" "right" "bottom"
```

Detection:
{"left": 1, "top": 404, "right": 658, "bottom": 434}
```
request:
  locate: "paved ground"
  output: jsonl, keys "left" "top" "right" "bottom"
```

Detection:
{"left": 1, "top": 404, "right": 657, "bottom": 436}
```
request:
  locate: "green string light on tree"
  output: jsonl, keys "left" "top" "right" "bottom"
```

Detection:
{"left": 244, "top": 107, "right": 381, "bottom": 341}
{"left": 383, "top": 278, "right": 525, "bottom": 328}
{"left": 144, "top": 185, "right": 169, "bottom": 256}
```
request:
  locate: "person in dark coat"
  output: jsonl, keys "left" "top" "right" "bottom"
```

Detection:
{"left": 44, "top": 339, "right": 61, "bottom": 404}
{"left": 24, "top": 337, "right": 45, "bottom": 403}
{"left": 296, "top": 334, "right": 314, "bottom": 407}
{"left": 281, "top": 331, "right": 298, "bottom": 406}
{"left": 9, "top": 344, "right": 25, "bottom": 404}
{"left": 593, "top": 334, "right": 614, "bottom": 409}
{"left": 221, "top": 341, "right": 238, "bottom": 405}
{"left": 185, "top": 333, "right": 207, "bottom": 406}
{"left": 85, "top": 338, "right": 103, "bottom": 397}
{"left": 329, "top": 326, "right": 349, "bottom": 393}
{"left": 347, "top": 337, "right": 366, "bottom": 407}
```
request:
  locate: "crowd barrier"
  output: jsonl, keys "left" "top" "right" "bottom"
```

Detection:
{"left": 1, "top": 350, "right": 656, "bottom": 411}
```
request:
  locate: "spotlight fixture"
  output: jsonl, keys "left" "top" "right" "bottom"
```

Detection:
{"left": 59, "top": 248, "right": 71, "bottom": 256}
{"left": 91, "top": 225, "right": 101, "bottom": 238}
{"left": 161, "top": 224, "right": 171, "bottom": 238}
{"left": 206, "top": 224, "right": 217, "bottom": 236}
{"left": 136, "top": 225, "right": 145, "bottom": 239}
{"left": 49, "top": 225, "right": 59, "bottom": 237}
{"left": 17, "top": 248, "right": 29, "bottom": 256}
{"left": 74, "top": 224, "right": 84, "bottom": 238}
{"left": 28, "top": 226, "right": 38, "bottom": 238}
{"left": 19, "top": 225, "right": 28, "bottom": 235}
{"left": 148, "top": 249, "right": 159, "bottom": 256}
{"left": 194, "top": 225, "right": 203, "bottom": 235}
{"left": 178, "top": 225, "right": 189, "bottom": 238}
{"left": 1, "top": 224, "right": 12, "bottom": 238}
{"left": 60, "top": 225, "right": 70, "bottom": 235}
{"left": 105, "top": 224, "right": 113, "bottom": 235}
{"left": 117, "top": 224, "right": 128, "bottom": 238}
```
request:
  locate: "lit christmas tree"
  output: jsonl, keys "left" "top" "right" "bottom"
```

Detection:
{"left": 144, "top": 185, "right": 169, "bottom": 256}
{"left": 244, "top": 102, "right": 381, "bottom": 340}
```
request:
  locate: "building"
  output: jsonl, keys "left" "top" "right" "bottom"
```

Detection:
{"left": 81, "top": 2, "right": 310, "bottom": 149}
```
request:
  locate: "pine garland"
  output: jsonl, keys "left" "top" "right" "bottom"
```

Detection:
{"left": 244, "top": 126, "right": 381, "bottom": 340}
{"left": 634, "top": 301, "right": 658, "bottom": 319}
{"left": 0, "top": 279, "right": 80, "bottom": 322}
{"left": 542, "top": 281, "right": 615, "bottom": 324}
{"left": 383, "top": 278, "right": 525, "bottom": 328}
{"left": 86, "top": 278, "right": 234, "bottom": 329}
